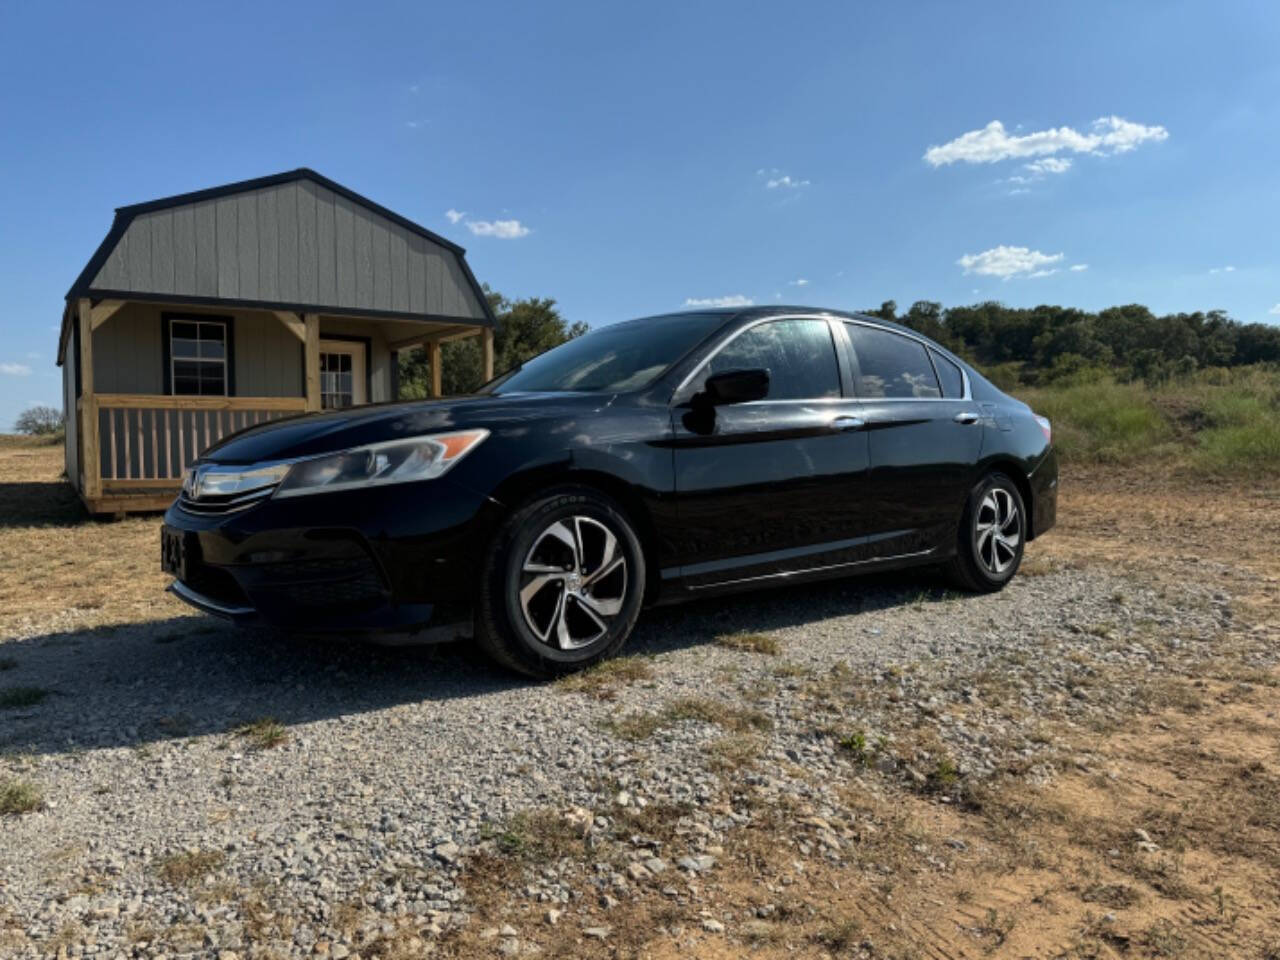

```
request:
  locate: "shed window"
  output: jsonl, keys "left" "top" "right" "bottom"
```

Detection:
{"left": 169, "top": 319, "right": 228, "bottom": 396}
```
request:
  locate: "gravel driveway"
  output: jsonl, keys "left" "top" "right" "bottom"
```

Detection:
{"left": 0, "top": 556, "right": 1239, "bottom": 958}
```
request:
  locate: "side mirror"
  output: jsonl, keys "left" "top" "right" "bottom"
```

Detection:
{"left": 702, "top": 368, "right": 770, "bottom": 405}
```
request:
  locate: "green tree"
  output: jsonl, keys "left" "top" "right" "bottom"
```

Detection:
{"left": 399, "top": 288, "right": 587, "bottom": 397}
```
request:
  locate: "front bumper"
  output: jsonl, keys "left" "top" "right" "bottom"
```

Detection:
{"left": 162, "top": 476, "right": 498, "bottom": 635}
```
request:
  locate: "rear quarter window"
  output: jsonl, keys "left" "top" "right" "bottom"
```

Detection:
{"left": 930, "top": 349, "right": 965, "bottom": 398}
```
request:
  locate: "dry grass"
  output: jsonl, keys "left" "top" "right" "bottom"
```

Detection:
{"left": 0, "top": 437, "right": 178, "bottom": 639}
{"left": 714, "top": 631, "right": 781, "bottom": 655}
{"left": 0, "top": 778, "right": 43, "bottom": 815}
{"left": 605, "top": 695, "right": 772, "bottom": 742}
{"left": 704, "top": 733, "right": 766, "bottom": 772}
{"left": 155, "top": 849, "right": 226, "bottom": 887}
{"left": 664, "top": 695, "right": 773, "bottom": 733}
{"left": 555, "top": 655, "right": 654, "bottom": 698}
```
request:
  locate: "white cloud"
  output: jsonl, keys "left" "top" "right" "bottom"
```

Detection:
{"left": 684, "top": 295, "right": 754, "bottom": 308}
{"left": 788, "top": 278, "right": 809, "bottom": 287}
{"left": 1, "top": 362, "right": 33, "bottom": 376}
{"left": 1070, "top": 264, "right": 1089, "bottom": 272}
{"left": 1209, "top": 265, "right": 1236, "bottom": 274}
{"left": 1007, "top": 187, "right": 1031, "bottom": 196}
{"left": 1025, "top": 157, "right": 1072, "bottom": 175}
{"left": 924, "top": 116, "right": 1168, "bottom": 167}
{"left": 466, "top": 218, "right": 531, "bottom": 239}
{"left": 1270, "top": 303, "right": 1280, "bottom": 316}
{"left": 445, "top": 209, "right": 466, "bottom": 224}
{"left": 957, "top": 245, "right": 1064, "bottom": 280}
{"left": 758, "top": 168, "right": 810, "bottom": 189}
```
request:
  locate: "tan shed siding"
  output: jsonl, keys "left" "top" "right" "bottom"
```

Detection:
{"left": 90, "top": 178, "right": 486, "bottom": 320}
{"left": 93, "top": 302, "right": 163, "bottom": 394}
{"left": 235, "top": 313, "right": 302, "bottom": 397}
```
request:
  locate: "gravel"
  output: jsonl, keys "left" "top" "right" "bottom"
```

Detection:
{"left": 0, "top": 562, "right": 1250, "bottom": 957}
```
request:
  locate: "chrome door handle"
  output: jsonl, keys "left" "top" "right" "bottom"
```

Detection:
{"left": 953, "top": 411, "right": 980, "bottom": 425}
{"left": 831, "top": 415, "right": 867, "bottom": 431}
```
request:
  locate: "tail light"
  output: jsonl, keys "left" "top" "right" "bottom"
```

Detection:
{"left": 1033, "top": 414, "right": 1051, "bottom": 445}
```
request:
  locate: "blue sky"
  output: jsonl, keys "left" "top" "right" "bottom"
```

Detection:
{"left": 2, "top": 1, "right": 1278, "bottom": 429}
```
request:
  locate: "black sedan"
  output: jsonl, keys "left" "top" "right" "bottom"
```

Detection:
{"left": 162, "top": 307, "right": 1056, "bottom": 677}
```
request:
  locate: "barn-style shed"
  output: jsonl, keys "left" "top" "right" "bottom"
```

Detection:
{"left": 56, "top": 169, "right": 495, "bottom": 515}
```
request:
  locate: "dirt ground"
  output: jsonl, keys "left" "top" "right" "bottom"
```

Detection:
{"left": 2, "top": 437, "right": 1278, "bottom": 958}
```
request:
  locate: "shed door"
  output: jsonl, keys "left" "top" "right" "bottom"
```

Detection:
{"left": 319, "top": 340, "right": 368, "bottom": 409}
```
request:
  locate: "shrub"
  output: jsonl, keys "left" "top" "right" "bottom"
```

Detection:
{"left": 14, "top": 405, "right": 64, "bottom": 436}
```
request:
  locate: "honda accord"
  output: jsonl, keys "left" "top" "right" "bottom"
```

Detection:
{"left": 161, "top": 307, "right": 1057, "bottom": 677}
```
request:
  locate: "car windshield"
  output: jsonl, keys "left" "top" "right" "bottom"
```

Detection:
{"left": 484, "top": 312, "right": 728, "bottom": 394}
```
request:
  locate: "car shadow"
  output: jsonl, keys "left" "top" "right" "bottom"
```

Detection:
{"left": 0, "top": 570, "right": 952, "bottom": 758}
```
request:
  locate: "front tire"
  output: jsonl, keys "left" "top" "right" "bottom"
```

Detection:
{"left": 475, "top": 486, "right": 646, "bottom": 678}
{"left": 945, "top": 472, "right": 1026, "bottom": 592}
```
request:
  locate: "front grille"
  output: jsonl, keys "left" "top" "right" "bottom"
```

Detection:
{"left": 177, "top": 487, "right": 277, "bottom": 516}
{"left": 182, "top": 561, "right": 251, "bottom": 609}
{"left": 280, "top": 570, "right": 386, "bottom": 609}
{"left": 259, "top": 554, "right": 389, "bottom": 612}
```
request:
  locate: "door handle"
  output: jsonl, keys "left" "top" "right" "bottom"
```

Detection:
{"left": 953, "top": 411, "right": 980, "bottom": 425}
{"left": 830, "top": 415, "right": 867, "bottom": 431}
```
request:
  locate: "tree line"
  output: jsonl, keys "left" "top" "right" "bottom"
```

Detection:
{"left": 398, "top": 291, "right": 1280, "bottom": 399}
{"left": 871, "top": 300, "right": 1280, "bottom": 387}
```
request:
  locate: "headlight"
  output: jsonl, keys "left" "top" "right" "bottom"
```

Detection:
{"left": 273, "top": 430, "right": 489, "bottom": 498}
{"left": 183, "top": 462, "right": 291, "bottom": 499}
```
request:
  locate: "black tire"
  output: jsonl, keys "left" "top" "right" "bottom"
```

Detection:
{"left": 475, "top": 486, "right": 646, "bottom": 678}
{"left": 945, "top": 472, "right": 1026, "bottom": 593}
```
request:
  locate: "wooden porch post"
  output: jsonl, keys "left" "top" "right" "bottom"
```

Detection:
{"left": 304, "top": 313, "right": 321, "bottom": 412}
{"left": 429, "top": 340, "right": 443, "bottom": 398}
{"left": 482, "top": 328, "right": 495, "bottom": 382}
{"left": 78, "top": 298, "right": 101, "bottom": 500}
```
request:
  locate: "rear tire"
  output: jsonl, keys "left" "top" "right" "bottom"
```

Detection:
{"left": 945, "top": 472, "right": 1026, "bottom": 592}
{"left": 475, "top": 486, "right": 646, "bottom": 678}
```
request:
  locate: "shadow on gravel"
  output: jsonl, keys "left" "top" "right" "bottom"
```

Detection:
{"left": 0, "top": 568, "right": 953, "bottom": 757}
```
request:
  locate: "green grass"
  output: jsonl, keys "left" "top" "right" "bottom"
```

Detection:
{"left": 235, "top": 717, "right": 288, "bottom": 750}
{"left": 0, "top": 778, "right": 43, "bottom": 815}
{"left": 1014, "top": 365, "right": 1280, "bottom": 473}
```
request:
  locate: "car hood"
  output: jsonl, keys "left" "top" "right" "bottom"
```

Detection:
{"left": 202, "top": 392, "right": 603, "bottom": 464}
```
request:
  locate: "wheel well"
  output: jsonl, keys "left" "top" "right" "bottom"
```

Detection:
{"left": 488, "top": 468, "right": 665, "bottom": 601}
{"left": 984, "top": 460, "right": 1036, "bottom": 540}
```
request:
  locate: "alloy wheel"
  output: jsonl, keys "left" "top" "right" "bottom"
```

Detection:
{"left": 974, "top": 487, "right": 1021, "bottom": 576}
{"left": 518, "top": 515, "right": 629, "bottom": 650}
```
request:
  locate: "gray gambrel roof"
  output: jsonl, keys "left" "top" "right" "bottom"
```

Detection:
{"left": 66, "top": 168, "right": 495, "bottom": 326}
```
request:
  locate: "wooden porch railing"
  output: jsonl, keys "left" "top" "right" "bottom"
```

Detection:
{"left": 90, "top": 394, "right": 307, "bottom": 490}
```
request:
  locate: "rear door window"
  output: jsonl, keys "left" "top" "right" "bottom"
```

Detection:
{"left": 845, "top": 324, "right": 941, "bottom": 399}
